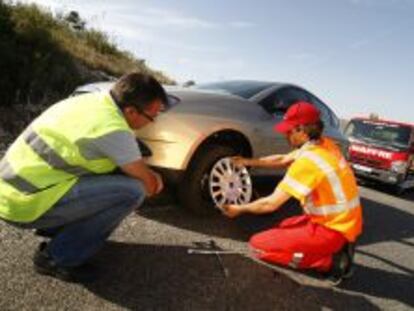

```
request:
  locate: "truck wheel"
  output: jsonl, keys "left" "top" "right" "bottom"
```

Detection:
{"left": 178, "top": 145, "right": 253, "bottom": 215}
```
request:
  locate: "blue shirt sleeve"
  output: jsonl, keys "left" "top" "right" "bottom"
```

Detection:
{"left": 76, "top": 130, "right": 142, "bottom": 166}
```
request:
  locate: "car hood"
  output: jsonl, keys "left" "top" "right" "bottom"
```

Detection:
{"left": 73, "top": 82, "right": 263, "bottom": 137}
{"left": 74, "top": 82, "right": 257, "bottom": 120}
{"left": 166, "top": 87, "right": 259, "bottom": 120}
{"left": 135, "top": 87, "right": 264, "bottom": 144}
{"left": 167, "top": 86, "right": 251, "bottom": 105}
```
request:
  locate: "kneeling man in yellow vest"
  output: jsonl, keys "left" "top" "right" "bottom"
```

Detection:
{"left": 0, "top": 72, "right": 166, "bottom": 282}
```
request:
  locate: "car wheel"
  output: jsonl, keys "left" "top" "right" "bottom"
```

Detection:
{"left": 179, "top": 145, "right": 253, "bottom": 215}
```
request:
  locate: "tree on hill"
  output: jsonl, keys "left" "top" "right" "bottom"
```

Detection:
{"left": 63, "top": 10, "right": 86, "bottom": 31}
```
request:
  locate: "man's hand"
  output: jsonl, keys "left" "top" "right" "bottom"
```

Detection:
{"left": 221, "top": 204, "right": 244, "bottom": 218}
{"left": 121, "top": 159, "right": 161, "bottom": 197}
{"left": 231, "top": 156, "right": 247, "bottom": 167}
{"left": 153, "top": 171, "right": 164, "bottom": 194}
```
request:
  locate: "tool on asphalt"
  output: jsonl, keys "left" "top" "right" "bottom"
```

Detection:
{"left": 188, "top": 240, "right": 232, "bottom": 278}
{"left": 214, "top": 249, "right": 229, "bottom": 278}
{"left": 187, "top": 249, "right": 245, "bottom": 255}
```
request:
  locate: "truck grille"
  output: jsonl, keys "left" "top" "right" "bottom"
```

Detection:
{"left": 350, "top": 155, "right": 388, "bottom": 170}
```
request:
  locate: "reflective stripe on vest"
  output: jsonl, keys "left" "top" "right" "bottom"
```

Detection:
{"left": 0, "top": 159, "right": 39, "bottom": 194}
{"left": 305, "top": 195, "right": 360, "bottom": 216}
{"left": 302, "top": 151, "right": 347, "bottom": 203}
{"left": 283, "top": 175, "right": 311, "bottom": 197}
{"left": 301, "top": 150, "right": 355, "bottom": 216}
{"left": 0, "top": 127, "right": 93, "bottom": 194}
{"left": 23, "top": 127, "right": 92, "bottom": 176}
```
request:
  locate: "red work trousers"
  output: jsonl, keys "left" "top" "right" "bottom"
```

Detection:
{"left": 249, "top": 215, "right": 347, "bottom": 272}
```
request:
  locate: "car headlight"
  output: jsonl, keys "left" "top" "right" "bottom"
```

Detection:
{"left": 391, "top": 161, "right": 408, "bottom": 174}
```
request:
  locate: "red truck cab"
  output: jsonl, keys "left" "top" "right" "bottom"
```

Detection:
{"left": 345, "top": 117, "right": 414, "bottom": 193}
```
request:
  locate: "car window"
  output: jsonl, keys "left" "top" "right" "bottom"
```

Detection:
{"left": 308, "top": 94, "right": 335, "bottom": 127}
{"left": 259, "top": 87, "right": 311, "bottom": 115}
{"left": 330, "top": 111, "right": 340, "bottom": 128}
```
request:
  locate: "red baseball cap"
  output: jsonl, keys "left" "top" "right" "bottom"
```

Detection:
{"left": 274, "top": 101, "right": 321, "bottom": 134}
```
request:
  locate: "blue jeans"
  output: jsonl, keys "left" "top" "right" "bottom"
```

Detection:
{"left": 26, "top": 175, "right": 146, "bottom": 266}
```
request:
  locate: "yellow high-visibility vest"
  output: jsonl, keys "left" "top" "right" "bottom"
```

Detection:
{"left": 278, "top": 138, "right": 363, "bottom": 242}
{"left": 0, "top": 92, "right": 132, "bottom": 222}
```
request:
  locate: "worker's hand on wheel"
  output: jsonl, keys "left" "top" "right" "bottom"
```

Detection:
{"left": 231, "top": 156, "right": 247, "bottom": 167}
{"left": 221, "top": 204, "right": 243, "bottom": 218}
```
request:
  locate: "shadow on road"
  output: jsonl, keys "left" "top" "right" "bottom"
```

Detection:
{"left": 360, "top": 180, "right": 414, "bottom": 202}
{"left": 342, "top": 263, "right": 414, "bottom": 307}
{"left": 137, "top": 176, "right": 414, "bottom": 308}
{"left": 358, "top": 196, "right": 414, "bottom": 246}
{"left": 340, "top": 195, "right": 414, "bottom": 307}
{"left": 141, "top": 176, "right": 414, "bottom": 246}
{"left": 139, "top": 176, "right": 302, "bottom": 241}
{"left": 86, "top": 241, "right": 380, "bottom": 311}
{"left": 138, "top": 198, "right": 302, "bottom": 242}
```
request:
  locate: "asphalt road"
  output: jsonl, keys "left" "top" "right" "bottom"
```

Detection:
{"left": 1, "top": 179, "right": 413, "bottom": 311}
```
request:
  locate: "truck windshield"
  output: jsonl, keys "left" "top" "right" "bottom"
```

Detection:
{"left": 345, "top": 120, "right": 411, "bottom": 149}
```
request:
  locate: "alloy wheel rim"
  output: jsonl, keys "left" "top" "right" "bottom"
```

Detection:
{"left": 209, "top": 157, "right": 252, "bottom": 209}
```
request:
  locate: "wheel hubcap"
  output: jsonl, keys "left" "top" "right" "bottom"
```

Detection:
{"left": 209, "top": 157, "right": 252, "bottom": 209}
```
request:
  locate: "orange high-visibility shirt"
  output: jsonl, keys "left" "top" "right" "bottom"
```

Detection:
{"left": 277, "top": 138, "right": 363, "bottom": 242}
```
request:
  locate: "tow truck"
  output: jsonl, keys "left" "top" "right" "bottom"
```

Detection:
{"left": 344, "top": 117, "right": 414, "bottom": 194}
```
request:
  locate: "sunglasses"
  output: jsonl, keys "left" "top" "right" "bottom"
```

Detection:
{"left": 287, "top": 126, "right": 303, "bottom": 136}
{"left": 135, "top": 107, "right": 155, "bottom": 122}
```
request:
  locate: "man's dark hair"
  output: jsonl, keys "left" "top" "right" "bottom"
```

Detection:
{"left": 302, "top": 120, "right": 324, "bottom": 140}
{"left": 110, "top": 72, "right": 168, "bottom": 110}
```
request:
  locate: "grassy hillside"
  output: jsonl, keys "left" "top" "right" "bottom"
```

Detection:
{"left": 0, "top": 1, "right": 174, "bottom": 139}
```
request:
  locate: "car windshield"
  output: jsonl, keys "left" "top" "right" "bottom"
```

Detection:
{"left": 195, "top": 81, "right": 274, "bottom": 99}
{"left": 345, "top": 119, "right": 412, "bottom": 149}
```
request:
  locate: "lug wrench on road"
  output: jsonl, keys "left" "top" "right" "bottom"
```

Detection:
{"left": 188, "top": 240, "right": 232, "bottom": 278}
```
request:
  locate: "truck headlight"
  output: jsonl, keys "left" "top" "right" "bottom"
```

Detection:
{"left": 391, "top": 161, "right": 408, "bottom": 174}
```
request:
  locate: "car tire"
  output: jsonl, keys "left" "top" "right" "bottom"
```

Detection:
{"left": 178, "top": 144, "right": 252, "bottom": 215}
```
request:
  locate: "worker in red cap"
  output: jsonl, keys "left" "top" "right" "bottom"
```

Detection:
{"left": 223, "top": 101, "right": 363, "bottom": 283}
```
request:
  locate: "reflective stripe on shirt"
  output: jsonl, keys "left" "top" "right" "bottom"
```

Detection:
{"left": 282, "top": 175, "right": 312, "bottom": 196}
{"left": 305, "top": 195, "right": 360, "bottom": 216}
{"left": 301, "top": 151, "right": 347, "bottom": 203}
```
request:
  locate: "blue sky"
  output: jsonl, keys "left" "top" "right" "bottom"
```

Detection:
{"left": 18, "top": 0, "right": 414, "bottom": 123}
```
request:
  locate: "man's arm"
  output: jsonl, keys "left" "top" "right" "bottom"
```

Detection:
{"left": 232, "top": 152, "right": 295, "bottom": 168}
{"left": 120, "top": 159, "right": 163, "bottom": 197}
{"left": 77, "top": 131, "right": 163, "bottom": 197}
{"left": 222, "top": 187, "right": 291, "bottom": 218}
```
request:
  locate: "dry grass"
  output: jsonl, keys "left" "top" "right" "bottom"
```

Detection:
{"left": 0, "top": 1, "right": 174, "bottom": 138}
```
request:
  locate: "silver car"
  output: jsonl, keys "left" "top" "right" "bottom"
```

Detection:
{"left": 73, "top": 80, "right": 347, "bottom": 214}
